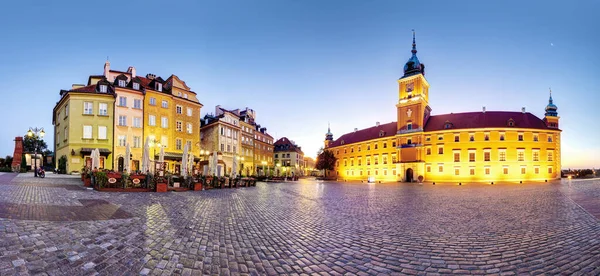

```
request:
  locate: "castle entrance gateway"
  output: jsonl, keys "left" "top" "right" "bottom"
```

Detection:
{"left": 406, "top": 168, "right": 413, "bottom": 182}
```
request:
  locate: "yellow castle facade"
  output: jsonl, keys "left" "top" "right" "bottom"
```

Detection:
{"left": 325, "top": 33, "right": 561, "bottom": 183}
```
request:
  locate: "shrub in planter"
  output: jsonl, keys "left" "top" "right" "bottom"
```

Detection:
{"left": 96, "top": 171, "right": 108, "bottom": 189}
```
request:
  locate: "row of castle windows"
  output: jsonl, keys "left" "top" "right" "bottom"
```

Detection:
{"left": 427, "top": 148, "right": 554, "bottom": 162}
{"left": 426, "top": 165, "right": 553, "bottom": 175}
{"left": 425, "top": 133, "right": 554, "bottom": 143}
{"left": 338, "top": 154, "right": 398, "bottom": 167}
{"left": 336, "top": 141, "right": 397, "bottom": 155}
{"left": 340, "top": 169, "right": 397, "bottom": 176}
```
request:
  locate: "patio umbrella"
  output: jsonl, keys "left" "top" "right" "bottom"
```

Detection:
{"left": 188, "top": 153, "right": 195, "bottom": 175}
{"left": 231, "top": 156, "right": 238, "bottom": 178}
{"left": 181, "top": 144, "right": 188, "bottom": 176}
{"left": 125, "top": 143, "right": 131, "bottom": 173}
{"left": 208, "top": 152, "right": 214, "bottom": 176}
{"left": 213, "top": 151, "right": 219, "bottom": 176}
{"left": 142, "top": 137, "right": 150, "bottom": 173}
{"left": 92, "top": 148, "right": 100, "bottom": 169}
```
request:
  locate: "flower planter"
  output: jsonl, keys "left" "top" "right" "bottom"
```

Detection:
{"left": 130, "top": 174, "right": 146, "bottom": 188}
{"left": 156, "top": 183, "right": 168, "bottom": 193}
{"left": 205, "top": 177, "right": 214, "bottom": 189}
{"left": 193, "top": 182, "right": 203, "bottom": 191}
{"left": 106, "top": 172, "right": 122, "bottom": 189}
{"left": 84, "top": 177, "right": 91, "bottom": 187}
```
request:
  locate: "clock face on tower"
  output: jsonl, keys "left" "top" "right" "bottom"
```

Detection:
{"left": 406, "top": 83, "right": 414, "bottom": 93}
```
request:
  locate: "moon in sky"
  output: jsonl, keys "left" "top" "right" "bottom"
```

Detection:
{"left": 551, "top": 43, "right": 554, "bottom": 46}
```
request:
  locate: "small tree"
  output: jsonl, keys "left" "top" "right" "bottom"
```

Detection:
{"left": 5, "top": 156, "right": 13, "bottom": 168}
{"left": 23, "top": 135, "right": 48, "bottom": 153}
{"left": 315, "top": 149, "right": 337, "bottom": 177}
{"left": 58, "top": 155, "right": 68, "bottom": 174}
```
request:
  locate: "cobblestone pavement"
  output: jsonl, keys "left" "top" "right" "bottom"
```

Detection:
{"left": 0, "top": 173, "right": 599, "bottom": 275}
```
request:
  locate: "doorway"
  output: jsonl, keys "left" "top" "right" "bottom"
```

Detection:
{"left": 118, "top": 157, "right": 124, "bottom": 172}
{"left": 406, "top": 168, "right": 413, "bottom": 182}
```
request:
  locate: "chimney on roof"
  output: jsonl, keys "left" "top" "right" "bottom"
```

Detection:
{"left": 376, "top": 122, "right": 380, "bottom": 127}
{"left": 72, "top": 84, "right": 84, "bottom": 89}
{"left": 146, "top": 73, "right": 156, "bottom": 80}
{"left": 215, "top": 105, "right": 222, "bottom": 116}
{"left": 522, "top": 107, "right": 526, "bottom": 113}
{"left": 482, "top": 106, "right": 486, "bottom": 113}
{"left": 354, "top": 128, "right": 358, "bottom": 132}
{"left": 104, "top": 60, "right": 110, "bottom": 77}
{"left": 127, "top": 66, "right": 136, "bottom": 78}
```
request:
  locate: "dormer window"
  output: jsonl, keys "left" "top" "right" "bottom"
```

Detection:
{"left": 156, "top": 83, "right": 162, "bottom": 92}
{"left": 133, "top": 83, "right": 140, "bottom": 90}
{"left": 183, "top": 94, "right": 188, "bottom": 99}
{"left": 118, "top": 80, "right": 126, "bottom": 87}
{"left": 99, "top": 85, "right": 107, "bottom": 93}
{"left": 444, "top": 122, "right": 453, "bottom": 129}
{"left": 341, "top": 140, "right": 345, "bottom": 145}
{"left": 407, "top": 123, "right": 412, "bottom": 130}
{"left": 379, "top": 130, "right": 385, "bottom": 137}
{"left": 178, "top": 92, "right": 182, "bottom": 97}
{"left": 507, "top": 118, "right": 515, "bottom": 127}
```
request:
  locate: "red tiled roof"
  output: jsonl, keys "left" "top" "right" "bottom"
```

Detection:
{"left": 274, "top": 137, "right": 303, "bottom": 154}
{"left": 329, "top": 122, "right": 397, "bottom": 148}
{"left": 135, "top": 76, "right": 152, "bottom": 89}
{"left": 424, "top": 111, "right": 551, "bottom": 131}
{"left": 70, "top": 84, "right": 97, "bottom": 93}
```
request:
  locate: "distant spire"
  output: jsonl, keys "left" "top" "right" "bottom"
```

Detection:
{"left": 328, "top": 122, "right": 330, "bottom": 133}
{"left": 411, "top": 29, "right": 417, "bottom": 55}
{"left": 545, "top": 87, "right": 558, "bottom": 117}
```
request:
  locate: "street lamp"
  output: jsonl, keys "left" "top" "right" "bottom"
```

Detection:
{"left": 261, "top": 161, "right": 267, "bottom": 176}
{"left": 27, "top": 127, "right": 45, "bottom": 177}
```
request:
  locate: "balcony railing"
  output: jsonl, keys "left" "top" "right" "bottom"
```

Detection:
{"left": 398, "top": 128, "right": 423, "bottom": 134}
{"left": 400, "top": 143, "right": 423, "bottom": 148}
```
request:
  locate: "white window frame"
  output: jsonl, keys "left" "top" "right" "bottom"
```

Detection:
{"left": 83, "top": 125, "right": 92, "bottom": 139}
{"left": 133, "top": 117, "right": 142, "bottom": 128}
{"left": 149, "top": 115, "right": 156, "bottom": 126}
{"left": 83, "top": 102, "right": 93, "bottom": 115}
{"left": 118, "top": 79, "right": 126, "bottom": 87}
{"left": 119, "top": 96, "right": 127, "bottom": 107}
{"left": 133, "top": 82, "right": 140, "bottom": 90}
{"left": 98, "top": 103, "right": 108, "bottom": 116}
{"left": 98, "top": 126, "right": 107, "bottom": 140}
{"left": 118, "top": 115, "right": 127, "bottom": 126}
{"left": 161, "top": 117, "right": 168, "bottom": 128}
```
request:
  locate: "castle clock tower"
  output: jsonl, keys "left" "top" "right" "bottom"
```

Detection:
{"left": 395, "top": 31, "right": 431, "bottom": 182}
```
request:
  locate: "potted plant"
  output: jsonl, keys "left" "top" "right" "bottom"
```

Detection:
{"left": 96, "top": 171, "right": 108, "bottom": 189}
{"left": 155, "top": 174, "right": 168, "bottom": 192}
{"left": 191, "top": 174, "right": 203, "bottom": 191}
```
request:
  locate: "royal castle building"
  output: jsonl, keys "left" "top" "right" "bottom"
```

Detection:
{"left": 325, "top": 33, "right": 561, "bottom": 183}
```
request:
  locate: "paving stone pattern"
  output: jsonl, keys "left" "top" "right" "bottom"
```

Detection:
{"left": 0, "top": 173, "right": 599, "bottom": 275}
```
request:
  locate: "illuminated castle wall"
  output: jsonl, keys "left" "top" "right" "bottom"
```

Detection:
{"left": 325, "top": 32, "right": 561, "bottom": 183}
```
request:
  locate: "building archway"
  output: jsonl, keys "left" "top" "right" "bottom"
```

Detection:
{"left": 406, "top": 168, "right": 413, "bottom": 182}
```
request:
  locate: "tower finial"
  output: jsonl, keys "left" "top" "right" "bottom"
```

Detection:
{"left": 328, "top": 122, "right": 330, "bottom": 132}
{"left": 411, "top": 29, "right": 417, "bottom": 55}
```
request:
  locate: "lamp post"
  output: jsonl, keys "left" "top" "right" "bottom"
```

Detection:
{"left": 27, "top": 127, "right": 45, "bottom": 177}
{"left": 149, "top": 139, "right": 163, "bottom": 173}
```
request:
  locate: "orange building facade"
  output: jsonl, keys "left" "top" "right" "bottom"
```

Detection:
{"left": 325, "top": 33, "right": 561, "bottom": 183}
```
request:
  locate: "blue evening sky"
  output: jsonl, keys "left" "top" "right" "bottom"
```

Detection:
{"left": 0, "top": 0, "right": 598, "bottom": 168}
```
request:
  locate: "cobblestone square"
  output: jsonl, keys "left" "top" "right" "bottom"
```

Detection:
{"left": 0, "top": 173, "right": 598, "bottom": 275}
